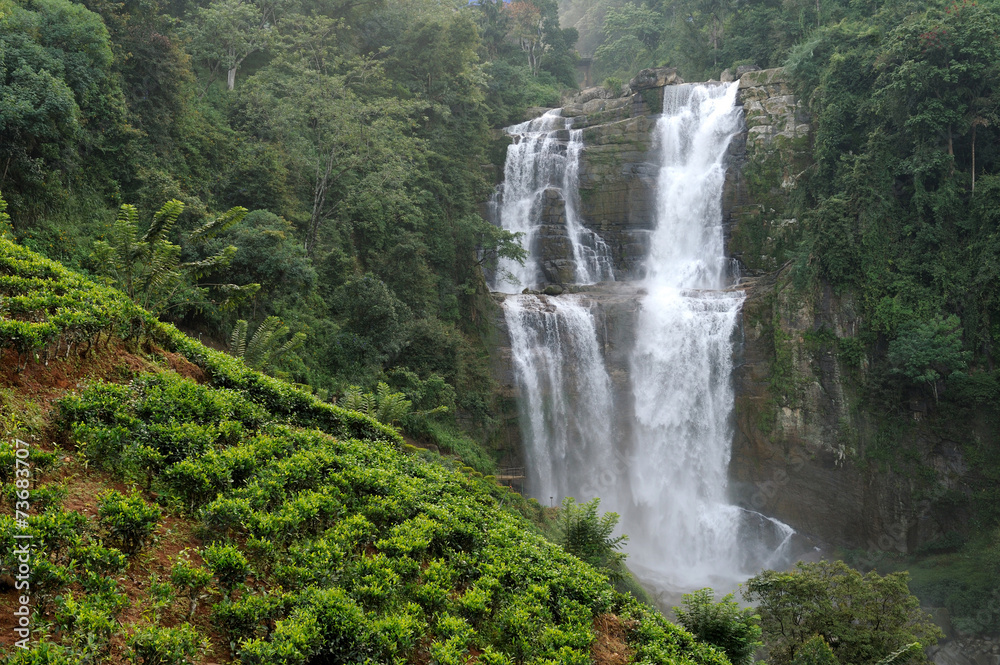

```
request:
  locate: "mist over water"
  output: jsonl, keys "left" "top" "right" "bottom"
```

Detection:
{"left": 495, "top": 83, "right": 793, "bottom": 596}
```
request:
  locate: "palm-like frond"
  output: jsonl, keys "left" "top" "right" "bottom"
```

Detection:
{"left": 874, "top": 643, "right": 922, "bottom": 665}
{"left": 141, "top": 199, "right": 185, "bottom": 243}
{"left": 245, "top": 317, "right": 282, "bottom": 367}
{"left": 227, "top": 317, "right": 306, "bottom": 373}
{"left": 94, "top": 199, "right": 250, "bottom": 316}
{"left": 342, "top": 386, "right": 366, "bottom": 412}
{"left": 181, "top": 245, "right": 238, "bottom": 280}
{"left": 375, "top": 382, "right": 411, "bottom": 425}
{"left": 229, "top": 320, "right": 249, "bottom": 358}
{"left": 189, "top": 206, "right": 248, "bottom": 241}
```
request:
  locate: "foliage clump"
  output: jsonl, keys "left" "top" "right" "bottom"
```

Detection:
{"left": 675, "top": 588, "right": 762, "bottom": 665}
{"left": 96, "top": 489, "right": 162, "bottom": 556}
{"left": 744, "top": 561, "right": 942, "bottom": 665}
{"left": 556, "top": 497, "right": 628, "bottom": 583}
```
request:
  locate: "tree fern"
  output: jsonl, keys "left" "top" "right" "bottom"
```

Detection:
{"left": 374, "top": 382, "right": 411, "bottom": 426}
{"left": 227, "top": 316, "right": 305, "bottom": 374}
{"left": 141, "top": 199, "right": 185, "bottom": 243}
{"left": 342, "top": 386, "right": 366, "bottom": 412}
{"left": 229, "top": 320, "right": 249, "bottom": 358}
{"left": 94, "top": 200, "right": 250, "bottom": 315}
{"left": 338, "top": 383, "right": 411, "bottom": 429}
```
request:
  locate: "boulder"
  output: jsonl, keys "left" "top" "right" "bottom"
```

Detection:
{"left": 628, "top": 67, "right": 683, "bottom": 91}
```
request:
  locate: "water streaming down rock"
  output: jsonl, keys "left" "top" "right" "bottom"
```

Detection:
{"left": 492, "top": 111, "right": 615, "bottom": 292}
{"left": 503, "top": 295, "right": 617, "bottom": 502}
{"left": 626, "top": 82, "right": 792, "bottom": 590}
{"left": 497, "top": 83, "right": 794, "bottom": 596}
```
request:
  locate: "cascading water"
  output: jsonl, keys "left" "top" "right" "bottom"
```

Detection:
{"left": 503, "top": 295, "right": 616, "bottom": 502}
{"left": 625, "top": 82, "right": 792, "bottom": 591}
{"left": 497, "top": 83, "right": 793, "bottom": 597}
{"left": 493, "top": 111, "right": 614, "bottom": 292}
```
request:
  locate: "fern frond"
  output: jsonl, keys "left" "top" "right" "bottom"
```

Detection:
{"left": 342, "top": 386, "right": 365, "bottom": 412}
{"left": 244, "top": 316, "right": 284, "bottom": 368}
{"left": 181, "top": 246, "right": 238, "bottom": 280}
{"left": 229, "top": 320, "right": 248, "bottom": 358}
{"left": 271, "top": 331, "right": 306, "bottom": 363}
{"left": 362, "top": 392, "right": 378, "bottom": 417}
{"left": 188, "top": 206, "right": 248, "bottom": 242}
{"left": 141, "top": 199, "right": 185, "bottom": 243}
{"left": 874, "top": 643, "right": 922, "bottom": 665}
{"left": 216, "top": 283, "right": 261, "bottom": 312}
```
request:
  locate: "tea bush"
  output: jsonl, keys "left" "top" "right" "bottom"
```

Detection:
{"left": 127, "top": 624, "right": 207, "bottom": 665}
{"left": 203, "top": 543, "right": 250, "bottom": 592}
{"left": 96, "top": 489, "right": 162, "bottom": 556}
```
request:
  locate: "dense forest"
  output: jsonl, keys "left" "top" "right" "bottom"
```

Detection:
{"left": 0, "top": 0, "right": 592, "bottom": 467}
{"left": 2, "top": 0, "right": 1000, "bottom": 659}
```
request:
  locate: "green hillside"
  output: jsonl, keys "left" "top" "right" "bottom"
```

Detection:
{"left": 0, "top": 237, "right": 728, "bottom": 664}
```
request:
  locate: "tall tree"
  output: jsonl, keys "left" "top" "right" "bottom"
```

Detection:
{"left": 241, "top": 20, "right": 419, "bottom": 256}
{"left": 186, "top": 0, "right": 275, "bottom": 90}
{"left": 877, "top": 0, "right": 1000, "bottom": 175}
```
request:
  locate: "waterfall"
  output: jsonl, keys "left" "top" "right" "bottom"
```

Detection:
{"left": 493, "top": 112, "right": 614, "bottom": 293}
{"left": 565, "top": 129, "right": 616, "bottom": 286}
{"left": 625, "top": 82, "right": 792, "bottom": 590}
{"left": 497, "top": 84, "right": 793, "bottom": 596}
{"left": 503, "top": 295, "right": 616, "bottom": 503}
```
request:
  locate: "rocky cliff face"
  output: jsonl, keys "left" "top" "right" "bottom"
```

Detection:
{"left": 723, "top": 72, "right": 975, "bottom": 557}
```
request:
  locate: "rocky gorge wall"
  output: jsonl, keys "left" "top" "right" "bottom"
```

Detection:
{"left": 484, "top": 66, "right": 997, "bottom": 663}
{"left": 723, "top": 71, "right": 974, "bottom": 559}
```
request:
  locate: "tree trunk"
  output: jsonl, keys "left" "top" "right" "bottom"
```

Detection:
{"left": 971, "top": 123, "right": 977, "bottom": 194}
{"left": 227, "top": 67, "right": 237, "bottom": 91}
{"left": 307, "top": 177, "right": 327, "bottom": 257}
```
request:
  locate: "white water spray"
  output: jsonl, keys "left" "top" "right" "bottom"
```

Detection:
{"left": 503, "top": 295, "right": 617, "bottom": 501}
{"left": 626, "top": 82, "right": 792, "bottom": 590}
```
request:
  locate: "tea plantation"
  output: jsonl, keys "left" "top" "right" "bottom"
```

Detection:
{"left": 0, "top": 238, "right": 729, "bottom": 664}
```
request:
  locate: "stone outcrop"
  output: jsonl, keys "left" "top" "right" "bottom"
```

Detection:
{"left": 532, "top": 67, "right": 810, "bottom": 282}
{"left": 725, "top": 72, "right": 975, "bottom": 559}
{"left": 534, "top": 187, "right": 576, "bottom": 285}
{"left": 724, "top": 68, "right": 813, "bottom": 275}
{"left": 556, "top": 69, "right": 683, "bottom": 279}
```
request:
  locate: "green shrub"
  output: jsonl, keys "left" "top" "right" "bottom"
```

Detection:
{"left": 674, "top": 588, "right": 762, "bottom": 665}
{"left": 3, "top": 641, "right": 77, "bottom": 664}
{"left": 67, "top": 543, "right": 128, "bottom": 575}
{"left": 97, "top": 490, "right": 161, "bottom": 556}
{"left": 163, "top": 455, "right": 233, "bottom": 511}
{"left": 555, "top": 497, "right": 628, "bottom": 583}
{"left": 212, "top": 593, "right": 289, "bottom": 654}
{"left": 203, "top": 543, "right": 250, "bottom": 591}
{"left": 171, "top": 551, "right": 214, "bottom": 618}
{"left": 53, "top": 591, "right": 125, "bottom": 658}
{"left": 127, "top": 623, "right": 207, "bottom": 665}
{"left": 29, "top": 508, "right": 87, "bottom": 563}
